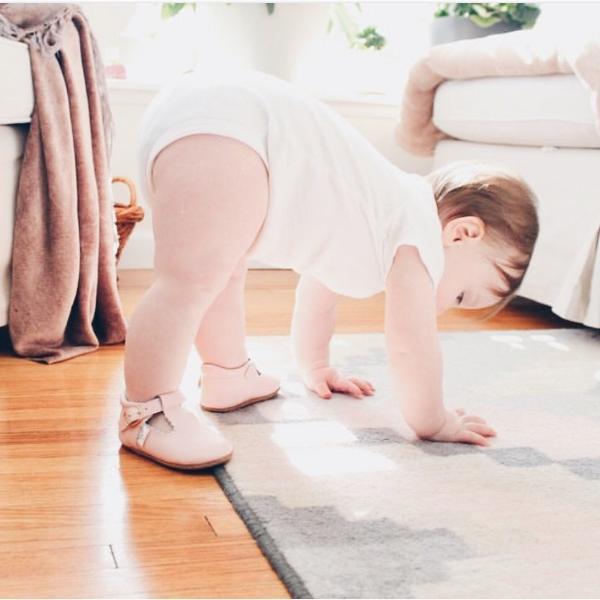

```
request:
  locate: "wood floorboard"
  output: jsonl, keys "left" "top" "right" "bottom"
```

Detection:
{"left": 0, "top": 268, "right": 584, "bottom": 598}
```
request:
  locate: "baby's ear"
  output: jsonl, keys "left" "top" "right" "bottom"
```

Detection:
{"left": 446, "top": 216, "right": 485, "bottom": 243}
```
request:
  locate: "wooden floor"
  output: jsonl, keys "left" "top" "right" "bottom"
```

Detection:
{"left": 0, "top": 269, "right": 582, "bottom": 598}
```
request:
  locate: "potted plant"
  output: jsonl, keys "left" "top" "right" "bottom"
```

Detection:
{"left": 431, "top": 3, "right": 541, "bottom": 45}
{"left": 161, "top": 2, "right": 386, "bottom": 81}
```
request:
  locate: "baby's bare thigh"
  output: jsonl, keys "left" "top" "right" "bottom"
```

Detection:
{"left": 150, "top": 134, "right": 269, "bottom": 285}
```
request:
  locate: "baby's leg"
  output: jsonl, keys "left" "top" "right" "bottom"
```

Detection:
{"left": 193, "top": 247, "right": 281, "bottom": 412}
{"left": 124, "top": 134, "right": 269, "bottom": 402}
{"left": 194, "top": 255, "right": 249, "bottom": 367}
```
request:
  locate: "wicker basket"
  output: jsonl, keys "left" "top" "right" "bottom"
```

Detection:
{"left": 112, "top": 176, "right": 145, "bottom": 265}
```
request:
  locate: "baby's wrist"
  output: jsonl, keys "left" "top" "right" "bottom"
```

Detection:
{"left": 408, "top": 408, "right": 448, "bottom": 440}
{"left": 303, "top": 361, "right": 330, "bottom": 376}
{"left": 302, "top": 364, "right": 334, "bottom": 385}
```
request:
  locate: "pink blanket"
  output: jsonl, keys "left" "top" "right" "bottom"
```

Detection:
{"left": 0, "top": 3, "right": 127, "bottom": 363}
{"left": 396, "top": 28, "right": 600, "bottom": 156}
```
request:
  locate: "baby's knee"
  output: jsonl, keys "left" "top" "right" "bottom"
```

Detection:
{"left": 155, "top": 254, "right": 234, "bottom": 294}
{"left": 152, "top": 276, "right": 223, "bottom": 309}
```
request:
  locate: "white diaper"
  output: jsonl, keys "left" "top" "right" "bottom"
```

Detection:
{"left": 137, "top": 69, "right": 270, "bottom": 206}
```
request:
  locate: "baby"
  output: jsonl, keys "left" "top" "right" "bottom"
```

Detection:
{"left": 118, "top": 67, "right": 539, "bottom": 471}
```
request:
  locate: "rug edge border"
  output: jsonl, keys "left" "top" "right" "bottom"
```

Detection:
{"left": 213, "top": 465, "right": 313, "bottom": 600}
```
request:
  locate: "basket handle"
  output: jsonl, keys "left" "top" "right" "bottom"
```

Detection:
{"left": 112, "top": 176, "right": 138, "bottom": 207}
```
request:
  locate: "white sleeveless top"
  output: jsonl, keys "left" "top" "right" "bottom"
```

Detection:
{"left": 138, "top": 68, "right": 445, "bottom": 299}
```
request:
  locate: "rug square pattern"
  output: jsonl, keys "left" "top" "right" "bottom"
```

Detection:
{"left": 206, "top": 329, "right": 600, "bottom": 598}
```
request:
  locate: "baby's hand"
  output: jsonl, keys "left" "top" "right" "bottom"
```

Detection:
{"left": 303, "top": 366, "right": 375, "bottom": 400}
{"left": 425, "top": 408, "right": 497, "bottom": 447}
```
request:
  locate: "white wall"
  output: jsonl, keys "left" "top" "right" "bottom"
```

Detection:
{"left": 80, "top": 2, "right": 139, "bottom": 63}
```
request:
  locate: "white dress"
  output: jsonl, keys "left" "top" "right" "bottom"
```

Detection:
{"left": 138, "top": 67, "right": 445, "bottom": 299}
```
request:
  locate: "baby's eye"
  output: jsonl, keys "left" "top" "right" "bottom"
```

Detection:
{"left": 456, "top": 292, "right": 465, "bottom": 305}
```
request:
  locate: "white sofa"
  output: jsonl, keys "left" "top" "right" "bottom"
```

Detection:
{"left": 0, "top": 37, "right": 33, "bottom": 328}
{"left": 431, "top": 74, "right": 600, "bottom": 328}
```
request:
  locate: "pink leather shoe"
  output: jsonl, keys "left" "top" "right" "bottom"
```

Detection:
{"left": 199, "top": 358, "right": 280, "bottom": 412}
{"left": 118, "top": 389, "right": 233, "bottom": 470}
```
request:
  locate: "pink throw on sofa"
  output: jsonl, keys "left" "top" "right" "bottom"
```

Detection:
{"left": 0, "top": 3, "right": 127, "bottom": 363}
{"left": 396, "top": 28, "right": 600, "bottom": 156}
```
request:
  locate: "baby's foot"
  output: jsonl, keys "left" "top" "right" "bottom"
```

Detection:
{"left": 199, "top": 358, "right": 280, "bottom": 412}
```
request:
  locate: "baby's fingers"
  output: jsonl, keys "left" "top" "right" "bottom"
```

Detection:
{"left": 457, "top": 429, "right": 490, "bottom": 447}
{"left": 333, "top": 379, "right": 364, "bottom": 398}
{"left": 465, "top": 422, "right": 497, "bottom": 437}
{"left": 348, "top": 377, "right": 375, "bottom": 395}
{"left": 314, "top": 382, "right": 332, "bottom": 399}
{"left": 462, "top": 415, "right": 488, "bottom": 425}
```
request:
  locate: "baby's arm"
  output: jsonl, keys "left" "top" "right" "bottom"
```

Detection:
{"left": 385, "top": 245, "right": 495, "bottom": 446}
{"left": 291, "top": 274, "right": 375, "bottom": 399}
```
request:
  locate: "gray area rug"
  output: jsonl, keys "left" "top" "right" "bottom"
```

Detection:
{"left": 205, "top": 328, "right": 600, "bottom": 598}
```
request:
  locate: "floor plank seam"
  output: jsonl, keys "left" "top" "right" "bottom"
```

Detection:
{"left": 204, "top": 515, "right": 218, "bottom": 537}
{"left": 108, "top": 544, "right": 119, "bottom": 569}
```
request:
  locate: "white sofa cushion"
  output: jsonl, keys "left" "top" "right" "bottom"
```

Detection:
{"left": 0, "top": 37, "right": 34, "bottom": 125}
{"left": 0, "top": 124, "right": 27, "bottom": 327}
{"left": 433, "top": 75, "right": 600, "bottom": 149}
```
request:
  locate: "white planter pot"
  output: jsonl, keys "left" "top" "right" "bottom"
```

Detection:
{"left": 431, "top": 16, "right": 520, "bottom": 45}
{"left": 194, "top": 2, "right": 332, "bottom": 81}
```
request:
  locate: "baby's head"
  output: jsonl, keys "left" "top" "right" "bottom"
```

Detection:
{"left": 427, "top": 160, "right": 539, "bottom": 319}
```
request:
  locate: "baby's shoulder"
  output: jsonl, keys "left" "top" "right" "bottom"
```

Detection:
{"left": 386, "top": 244, "right": 436, "bottom": 295}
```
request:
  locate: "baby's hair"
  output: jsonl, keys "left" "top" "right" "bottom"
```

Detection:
{"left": 426, "top": 160, "right": 540, "bottom": 321}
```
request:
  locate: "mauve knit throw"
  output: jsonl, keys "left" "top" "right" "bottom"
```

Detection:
{"left": 0, "top": 3, "right": 127, "bottom": 363}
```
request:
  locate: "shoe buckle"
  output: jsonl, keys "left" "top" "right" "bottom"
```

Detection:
{"left": 121, "top": 392, "right": 181, "bottom": 432}
{"left": 122, "top": 402, "right": 156, "bottom": 429}
{"left": 124, "top": 405, "right": 145, "bottom": 423}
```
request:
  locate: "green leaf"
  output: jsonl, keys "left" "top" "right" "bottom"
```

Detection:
{"left": 471, "top": 4, "right": 493, "bottom": 18}
{"left": 325, "top": 2, "right": 386, "bottom": 50}
{"left": 356, "top": 26, "right": 386, "bottom": 50}
{"left": 469, "top": 13, "right": 502, "bottom": 27}
{"left": 161, "top": 3, "right": 188, "bottom": 19}
{"left": 434, "top": 2, "right": 450, "bottom": 17}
